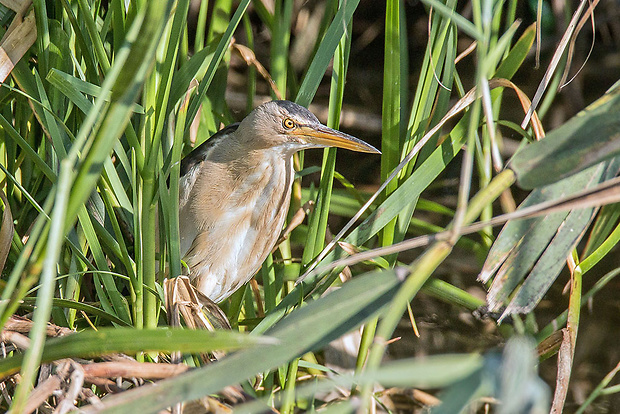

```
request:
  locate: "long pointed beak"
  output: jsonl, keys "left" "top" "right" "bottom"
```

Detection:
{"left": 296, "top": 125, "right": 381, "bottom": 154}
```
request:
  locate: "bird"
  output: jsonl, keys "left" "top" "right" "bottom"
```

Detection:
{"left": 178, "top": 100, "right": 380, "bottom": 303}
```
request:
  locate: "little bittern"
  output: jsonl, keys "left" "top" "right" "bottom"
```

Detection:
{"left": 179, "top": 100, "right": 379, "bottom": 303}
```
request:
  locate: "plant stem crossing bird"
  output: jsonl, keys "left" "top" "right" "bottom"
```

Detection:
{"left": 178, "top": 100, "right": 380, "bottom": 303}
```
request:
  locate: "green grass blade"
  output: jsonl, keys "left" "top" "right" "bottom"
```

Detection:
{"left": 0, "top": 328, "right": 278, "bottom": 378}
{"left": 11, "top": 160, "right": 72, "bottom": 411}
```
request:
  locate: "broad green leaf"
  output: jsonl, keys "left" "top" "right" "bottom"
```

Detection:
{"left": 0, "top": 328, "right": 277, "bottom": 377}
{"left": 509, "top": 86, "right": 620, "bottom": 189}
{"left": 236, "top": 353, "right": 483, "bottom": 413}
{"left": 482, "top": 158, "right": 620, "bottom": 319}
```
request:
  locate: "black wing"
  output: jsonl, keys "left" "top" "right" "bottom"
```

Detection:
{"left": 180, "top": 123, "right": 240, "bottom": 177}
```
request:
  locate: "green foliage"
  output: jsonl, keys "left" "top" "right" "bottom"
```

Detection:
{"left": 0, "top": 0, "right": 618, "bottom": 412}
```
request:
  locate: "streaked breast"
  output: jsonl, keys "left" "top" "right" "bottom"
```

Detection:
{"left": 179, "top": 149, "right": 294, "bottom": 302}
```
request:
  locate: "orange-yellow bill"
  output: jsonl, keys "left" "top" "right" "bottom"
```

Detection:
{"left": 295, "top": 125, "right": 381, "bottom": 154}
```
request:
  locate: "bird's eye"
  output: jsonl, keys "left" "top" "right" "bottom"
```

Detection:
{"left": 282, "top": 118, "right": 296, "bottom": 129}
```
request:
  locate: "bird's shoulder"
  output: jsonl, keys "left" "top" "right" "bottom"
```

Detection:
{"left": 180, "top": 122, "right": 240, "bottom": 177}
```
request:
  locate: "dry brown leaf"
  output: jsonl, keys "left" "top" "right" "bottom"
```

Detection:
{"left": 164, "top": 276, "right": 230, "bottom": 332}
{"left": 550, "top": 328, "right": 573, "bottom": 413}
{"left": 272, "top": 200, "right": 314, "bottom": 252}
{"left": 82, "top": 361, "right": 188, "bottom": 380}
{"left": 0, "top": 0, "right": 29, "bottom": 12}
{"left": 22, "top": 375, "right": 61, "bottom": 414}
{"left": 233, "top": 43, "right": 282, "bottom": 100}
{"left": 0, "top": 7, "right": 36, "bottom": 82}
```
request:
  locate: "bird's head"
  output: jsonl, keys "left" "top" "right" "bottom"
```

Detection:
{"left": 237, "top": 100, "right": 380, "bottom": 155}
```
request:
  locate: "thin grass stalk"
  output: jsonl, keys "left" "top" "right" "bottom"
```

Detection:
{"left": 165, "top": 95, "right": 192, "bottom": 280}
{"left": 281, "top": 358, "right": 300, "bottom": 414}
{"left": 272, "top": 0, "right": 293, "bottom": 97}
{"left": 550, "top": 250, "right": 582, "bottom": 412}
{"left": 302, "top": 0, "right": 351, "bottom": 266}
{"left": 379, "top": 0, "right": 402, "bottom": 248}
{"left": 138, "top": 145, "right": 158, "bottom": 331}
{"left": 10, "top": 160, "right": 72, "bottom": 412}
{"left": 76, "top": 0, "right": 111, "bottom": 74}
{"left": 194, "top": 0, "right": 209, "bottom": 51}
{"left": 139, "top": 52, "right": 161, "bottom": 331}
{"left": 242, "top": 14, "right": 256, "bottom": 113}
{"left": 295, "top": 0, "right": 360, "bottom": 107}
{"left": 139, "top": 46, "right": 162, "bottom": 318}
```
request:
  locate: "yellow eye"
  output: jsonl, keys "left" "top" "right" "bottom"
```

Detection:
{"left": 282, "top": 118, "right": 296, "bottom": 129}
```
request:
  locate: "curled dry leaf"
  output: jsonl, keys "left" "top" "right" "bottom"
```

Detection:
{"left": 273, "top": 200, "right": 314, "bottom": 252}
{"left": 233, "top": 43, "right": 283, "bottom": 100}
